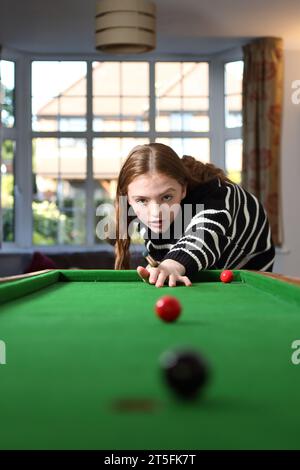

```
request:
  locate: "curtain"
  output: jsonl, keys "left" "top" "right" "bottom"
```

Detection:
{"left": 242, "top": 37, "right": 283, "bottom": 246}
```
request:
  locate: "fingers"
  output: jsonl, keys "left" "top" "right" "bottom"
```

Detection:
{"left": 149, "top": 267, "right": 160, "bottom": 285}
{"left": 169, "top": 274, "right": 177, "bottom": 287}
{"left": 139, "top": 265, "right": 192, "bottom": 288}
{"left": 179, "top": 276, "right": 192, "bottom": 287}
{"left": 138, "top": 266, "right": 163, "bottom": 286}
{"left": 137, "top": 266, "right": 150, "bottom": 283}
{"left": 155, "top": 272, "right": 192, "bottom": 288}
{"left": 155, "top": 271, "right": 168, "bottom": 288}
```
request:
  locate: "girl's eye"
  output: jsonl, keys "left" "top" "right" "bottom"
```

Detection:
{"left": 136, "top": 199, "right": 148, "bottom": 205}
{"left": 162, "top": 195, "right": 173, "bottom": 202}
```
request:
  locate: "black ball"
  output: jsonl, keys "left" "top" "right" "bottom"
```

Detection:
{"left": 160, "top": 349, "right": 209, "bottom": 400}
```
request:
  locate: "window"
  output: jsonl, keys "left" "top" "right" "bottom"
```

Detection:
{"left": 156, "top": 138, "right": 210, "bottom": 163}
{"left": 225, "top": 139, "right": 243, "bottom": 184}
{"left": 225, "top": 61, "right": 243, "bottom": 128}
{"left": 93, "top": 62, "right": 149, "bottom": 132}
{"left": 32, "top": 137, "right": 87, "bottom": 245}
{"left": 0, "top": 56, "right": 243, "bottom": 249}
{"left": 224, "top": 61, "right": 243, "bottom": 183}
{"left": 155, "top": 62, "right": 210, "bottom": 163}
{"left": 155, "top": 62, "right": 209, "bottom": 132}
{"left": 0, "top": 60, "right": 16, "bottom": 243}
{"left": 32, "top": 61, "right": 87, "bottom": 132}
{"left": 30, "top": 60, "right": 211, "bottom": 247}
{"left": 1, "top": 140, "right": 15, "bottom": 242}
{"left": 0, "top": 60, "right": 15, "bottom": 128}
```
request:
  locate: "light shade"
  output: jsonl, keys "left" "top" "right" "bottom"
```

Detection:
{"left": 95, "top": 0, "right": 156, "bottom": 54}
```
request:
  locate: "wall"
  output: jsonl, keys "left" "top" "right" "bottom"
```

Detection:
{"left": 273, "top": 49, "right": 300, "bottom": 276}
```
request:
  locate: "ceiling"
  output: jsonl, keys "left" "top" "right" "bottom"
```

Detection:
{"left": 0, "top": 0, "right": 299, "bottom": 55}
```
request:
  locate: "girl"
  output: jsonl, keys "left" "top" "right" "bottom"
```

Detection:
{"left": 114, "top": 143, "right": 275, "bottom": 288}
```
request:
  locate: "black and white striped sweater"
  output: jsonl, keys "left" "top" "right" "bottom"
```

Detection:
{"left": 139, "top": 178, "right": 275, "bottom": 277}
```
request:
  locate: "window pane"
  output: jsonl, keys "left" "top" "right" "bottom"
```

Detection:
{"left": 225, "top": 61, "right": 243, "bottom": 128}
{"left": 32, "top": 61, "right": 87, "bottom": 132}
{"left": 32, "top": 138, "right": 87, "bottom": 245}
{"left": 1, "top": 140, "right": 15, "bottom": 242}
{"left": 156, "top": 63, "right": 181, "bottom": 96}
{"left": 122, "top": 62, "right": 149, "bottom": 96}
{"left": 121, "top": 97, "right": 149, "bottom": 131}
{"left": 156, "top": 62, "right": 209, "bottom": 132}
{"left": 225, "top": 62, "right": 244, "bottom": 95}
{"left": 93, "top": 62, "right": 149, "bottom": 132}
{"left": 94, "top": 179, "right": 117, "bottom": 245}
{"left": 93, "top": 138, "right": 148, "bottom": 179}
{"left": 225, "top": 139, "right": 242, "bottom": 184}
{"left": 182, "top": 62, "right": 209, "bottom": 97}
{"left": 156, "top": 97, "right": 181, "bottom": 131}
{"left": 156, "top": 138, "right": 210, "bottom": 163}
{"left": 93, "top": 96, "right": 149, "bottom": 131}
{"left": 93, "top": 62, "right": 120, "bottom": 96}
{"left": 93, "top": 138, "right": 149, "bottom": 244}
{"left": 0, "top": 60, "right": 15, "bottom": 128}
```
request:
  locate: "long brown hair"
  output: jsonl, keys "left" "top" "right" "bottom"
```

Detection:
{"left": 114, "top": 143, "right": 231, "bottom": 270}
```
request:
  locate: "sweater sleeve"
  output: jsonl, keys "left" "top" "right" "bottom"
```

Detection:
{"left": 161, "top": 206, "right": 232, "bottom": 277}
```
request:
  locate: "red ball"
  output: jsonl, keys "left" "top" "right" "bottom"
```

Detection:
{"left": 155, "top": 296, "right": 182, "bottom": 322}
{"left": 220, "top": 270, "right": 234, "bottom": 283}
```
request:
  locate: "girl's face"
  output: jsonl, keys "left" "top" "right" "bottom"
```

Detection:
{"left": 127, "top": 172, "right": 187, "bottom": 233}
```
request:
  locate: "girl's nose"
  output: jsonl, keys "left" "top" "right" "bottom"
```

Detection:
{"left": 149, "top": 203, "right": 162, "bottom": 220}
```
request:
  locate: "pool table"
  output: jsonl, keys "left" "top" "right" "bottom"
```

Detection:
{"left": 0, "top": 269, "right": 300, "bottom": 450}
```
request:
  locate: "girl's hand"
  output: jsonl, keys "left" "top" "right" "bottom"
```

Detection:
{"left": 137, "top": 260, "right": 192, "bottom": 288}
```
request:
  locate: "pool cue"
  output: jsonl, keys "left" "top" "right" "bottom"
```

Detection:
{"left": 143, "top": 250, "right": 160, "bottom": 268}
{"left": 0, "top": 269, "right": 53, "bottom": 284}
{"left": 145, "top": 254, "right": 160, "bottom": 268}
{"left": 138, "top": 251, "right": 160, "bottom": 283}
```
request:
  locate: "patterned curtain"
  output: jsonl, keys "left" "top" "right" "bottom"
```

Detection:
{"left": 242, "top": 37, "right": 283, "bottom": 246}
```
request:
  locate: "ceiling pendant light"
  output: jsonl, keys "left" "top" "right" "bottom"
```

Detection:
{"left": 95, "top": 0, "right": 156, "bottom": 54}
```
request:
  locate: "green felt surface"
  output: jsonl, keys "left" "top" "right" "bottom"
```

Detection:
{"left": 0, "top": 269, "right": 300, "bottom": 450}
